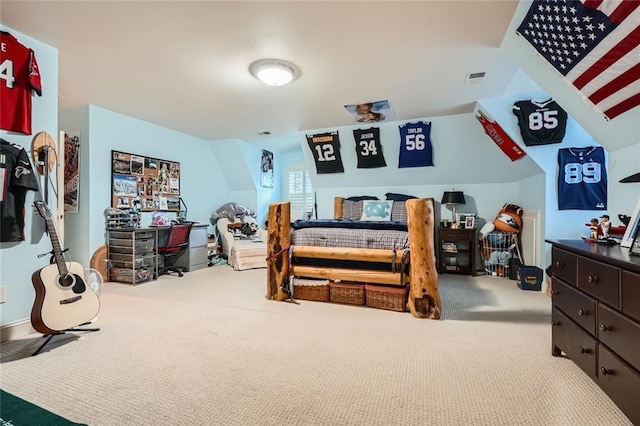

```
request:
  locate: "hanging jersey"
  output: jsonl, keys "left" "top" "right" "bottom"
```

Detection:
{"left": 0, "top": 31, "right": 43, "bottom": 135}
{"left": 558, "top": 146, "right": 607, "bottom": 211}
{"left": 306, "top": 131, "right": 344, "bottom": 174}
{"left": 1, "top": 139, "right": 40, "bottom": 242}
{"left": 398, "top": 121, "right": 433, "bottom": 168}
{"left": 513, "top": 99, "right": 567, "bottom": 146}
{"left": 353, "top": 127, "right": 386, "bottom": 168}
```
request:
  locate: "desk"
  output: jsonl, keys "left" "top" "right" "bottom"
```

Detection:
{"left": 107, "top": 223, "right": 209, "bottom": 284}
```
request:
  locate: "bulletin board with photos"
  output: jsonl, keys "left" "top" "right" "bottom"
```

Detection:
{"left": 111, "top": 150, "right": 181, "bottom": 211}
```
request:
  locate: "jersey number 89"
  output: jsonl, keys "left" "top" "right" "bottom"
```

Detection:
{"left": 564, "top": 162, "right": 601, "bottom": 184}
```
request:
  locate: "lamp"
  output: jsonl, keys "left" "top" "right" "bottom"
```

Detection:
{"left": 441, "top": 190, "right": 466, "bottom": 229}
{"left": 249, "top": 59, "right": 300, "bottom": 86}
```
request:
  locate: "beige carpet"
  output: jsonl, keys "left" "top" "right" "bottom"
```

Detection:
{"left": 0, "top": 266, "right": 633, "bottom": 425}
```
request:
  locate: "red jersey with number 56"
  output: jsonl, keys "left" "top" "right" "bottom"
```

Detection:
{"left": 0, "top": 31, "right": 42, "bottom": 135}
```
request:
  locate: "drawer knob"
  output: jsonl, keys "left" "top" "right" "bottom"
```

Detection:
{"left": 551, "top": 290, "right": 558, "bottom": 295}
{"left": 551, "top": 321, "right": 560, "bottom": 326}
{"left": 555, "top": 261, "right": 564, "bottom": 268}
{"left": 587, "top": 275, "right": 598, "bottom": 283}
{"left": 578, "top": 309, "right": 587, "bottom": 316}
{"left": 600, "top": 367, "right": 610, "bottom": 376}
{"left": 600, "top": 324, "right": 609, "bottom": 332}
{"left": 578, "top": 347, "right": 589, "bottom": 354}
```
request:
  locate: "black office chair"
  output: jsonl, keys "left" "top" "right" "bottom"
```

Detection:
{"left": 156, "top": 223, "right": 192, "bottom": 277}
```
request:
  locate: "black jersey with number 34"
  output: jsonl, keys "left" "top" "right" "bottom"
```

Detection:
{"left": 353, "top": 127, "right": 386, "bottom": 169}
{"left": 512, "top": 99, "right": 567, "bottom": 146}
{"left": 306, "top": 131, "right": 344, "bottom": 174}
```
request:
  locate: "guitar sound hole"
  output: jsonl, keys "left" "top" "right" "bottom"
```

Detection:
{"left": 58, "top": 274, "right": 87, "bottom": 294}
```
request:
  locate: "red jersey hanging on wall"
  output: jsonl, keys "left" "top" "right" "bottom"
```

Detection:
{"left": 0, "top": 31, "right": 42, "bottom": 135}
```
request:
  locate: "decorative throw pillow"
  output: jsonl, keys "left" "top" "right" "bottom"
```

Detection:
{"left": 360, "top": 200, "right": 392, "bottom": 221}
{"left": 385, "top": 192, "right": 416, "bottom": 201}
{"left": 342, "top": 200, "right": 363, "bottom": 220}
{"left": 391, "top": 201, "right": 408, "bottom": 222}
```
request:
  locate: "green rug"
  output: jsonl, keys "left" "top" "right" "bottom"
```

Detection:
{"left": 0, "top": 389, "right": 86, "bottom": 425}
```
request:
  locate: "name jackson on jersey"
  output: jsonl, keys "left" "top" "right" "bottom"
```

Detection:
{"left": 353, "top": 127, "right": 386, "bottom": 169}
{"left": 306, "top": 131, "right": 344, "bottom": 174}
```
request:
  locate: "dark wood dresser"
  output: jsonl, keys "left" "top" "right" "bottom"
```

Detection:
{"left": 547, "top": 239, "right": 640, "bottom": 424}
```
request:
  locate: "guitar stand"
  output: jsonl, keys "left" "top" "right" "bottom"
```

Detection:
{"left": 32, "top": 322, "right": 100, "bottom": 356}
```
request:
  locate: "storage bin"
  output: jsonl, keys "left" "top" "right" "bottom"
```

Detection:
{"left": 516, "top": 265, "right": 543, "bottom": 291}
{"left": 329, "top": 281, "right": 365, "bottom": 305}
{"left": 292, "top": 277, "right": 330, "bottom": 302}
{"left": 365, "top": 284, "right": 408, "bottom": 312}
{"left": 110, "top": 267, "right": 150, "bottom": 284}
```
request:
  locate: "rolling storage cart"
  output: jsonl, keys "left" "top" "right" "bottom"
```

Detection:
{"left": 107, "top": 228, "right": 158, "bottom": 284}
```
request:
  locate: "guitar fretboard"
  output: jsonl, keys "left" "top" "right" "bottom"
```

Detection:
{"left": 38, "top": 206, "right": 69, "bottom": 277}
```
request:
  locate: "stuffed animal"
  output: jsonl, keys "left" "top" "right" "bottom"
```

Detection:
{"left": 493, "top": 203, "right": 523, "bottom": 233}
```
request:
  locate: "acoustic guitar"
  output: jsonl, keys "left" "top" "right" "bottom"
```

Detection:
{"left": 31, "top": 201, "right": 100, "bottom": 335}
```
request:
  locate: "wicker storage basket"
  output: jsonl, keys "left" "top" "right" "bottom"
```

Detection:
{"left": 365, "top": 284, "right": 408, "bottom": 312}
{"left": 292, "top": 277, "right": 330, "bottom": 302}
{"left": 329, "top": 281, "right": 365, "bottom": 305}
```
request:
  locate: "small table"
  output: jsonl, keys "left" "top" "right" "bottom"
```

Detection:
{"left": 438, "top": 227, "right": 478, "bottom": 276}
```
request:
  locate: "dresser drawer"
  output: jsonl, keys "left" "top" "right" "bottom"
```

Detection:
{"left": 552, "top": 277, "right": 596, "bottom": 336}
{"left": 439, "top": 229, "right": 474, "bottom": 241}
{"left": 622, "top": 270, "right": 640, "bottom": 322}
{"left": 552, "top": 247, "right": 577, "bottom": 284}
{"left": 552, "top": 307, "right": 597, "bottom": 380}
{"left": 598, "top": 304, "right": 640, "bottom": 371}
{"left": 597, "top": 345, "right": 640, "bottom": 425}
{"left": 577, "top": 257, "right": 620, "bottom": 308}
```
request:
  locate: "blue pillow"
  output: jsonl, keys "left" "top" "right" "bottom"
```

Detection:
{"left": 385, "top": 192, "right": 416, "bottom": 201}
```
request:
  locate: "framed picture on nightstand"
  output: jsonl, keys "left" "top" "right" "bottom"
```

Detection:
{"left": 464, "top": 216, "right": 475, "bottom": 229}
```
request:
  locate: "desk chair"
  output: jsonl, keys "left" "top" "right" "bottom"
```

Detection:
{"left": 156, "top": 223, "right": 192, "bottom": 277}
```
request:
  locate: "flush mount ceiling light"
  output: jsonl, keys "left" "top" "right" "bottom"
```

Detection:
{"left": 249, "top": 59, "right": 300, "bottom": 86}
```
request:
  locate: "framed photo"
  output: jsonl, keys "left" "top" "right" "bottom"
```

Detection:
{"left": 464, "top": 216, "right": 476, "bottom": 229}
{"left": 630, "top": 224, "right": 640, "bottom": 256}
{"left": 621, "top": 197, "right": 640, "bottom": 248}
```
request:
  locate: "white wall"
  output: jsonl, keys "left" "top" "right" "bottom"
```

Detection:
{"left": 608, "top": 143, "right": 640, "bottom": 221}
{"left": 0, "top": 26, "right": 58, "bottom": 326}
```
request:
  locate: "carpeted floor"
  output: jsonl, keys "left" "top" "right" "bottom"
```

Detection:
{"left": 0, "top": 266, "right": 633, "bottom": 425}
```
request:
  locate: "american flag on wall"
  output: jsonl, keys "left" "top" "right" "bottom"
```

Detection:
{"left": 516, "top": 0, "right": 640, "bottom": 120}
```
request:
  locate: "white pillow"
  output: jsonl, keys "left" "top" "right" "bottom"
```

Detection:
{"left": 360, "top": 200, "right": 392, "bottom": 221}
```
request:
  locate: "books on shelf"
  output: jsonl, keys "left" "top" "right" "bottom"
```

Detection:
{"left": 442, "top": 242, "right": 458, "bottom": 253}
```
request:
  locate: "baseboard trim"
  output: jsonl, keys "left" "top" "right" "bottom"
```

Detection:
{"left": 0, "top": 318, "right": 34, "bottom": 342}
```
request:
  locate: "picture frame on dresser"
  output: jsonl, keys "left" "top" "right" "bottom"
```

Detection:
{"left": 630, "top": 225, "right": 640, "bottom": 256}
{"left": 621, "top": 196, "right": 640, "bottom": 248}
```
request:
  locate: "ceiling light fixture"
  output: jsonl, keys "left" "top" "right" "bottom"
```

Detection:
{"left": 249, "top": 59, "right": 300, "bottom": 86}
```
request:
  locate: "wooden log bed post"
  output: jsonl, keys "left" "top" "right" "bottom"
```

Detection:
{"left": 267, "top": 201, "right": 290, "bottom": 301}
{"left": 406, "top": 198, "right": 441, "bottom": 319}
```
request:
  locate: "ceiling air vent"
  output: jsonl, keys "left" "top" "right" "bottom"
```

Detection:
{"left": 465, "top": 71, "right": 486, "bottom": 85}
{"left": 257, "top": 131, "right": 272, "bottom": 135}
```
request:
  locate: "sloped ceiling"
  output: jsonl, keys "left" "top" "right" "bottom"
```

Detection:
{"left": 1, "top": 1, "right": 520, "bottom": 151}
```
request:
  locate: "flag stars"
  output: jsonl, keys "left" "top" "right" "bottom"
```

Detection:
{"left": 588, "top": 33, "right": 596, "bottom": 40}
{"left": 586, "top": 23, "right": 594, "bottom": 31}
{"left": 582, "top": 15, "right": 592, "bottom": 23}
{"left": 598, "top": 23, "right": 605, "bottom": 31}
{"left": 569, "top": 6, "right": 576, "bottom": 14}
{"left": 580, "top": 42, "right": 587, "bottom": 49}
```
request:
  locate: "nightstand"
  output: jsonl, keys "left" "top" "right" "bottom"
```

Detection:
{"left": 438, "top": 227, "right": 478, "bottom": 276}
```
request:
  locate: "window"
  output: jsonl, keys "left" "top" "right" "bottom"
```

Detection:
{"left": 287, "top": 162, "right": 314, "bottom": 219}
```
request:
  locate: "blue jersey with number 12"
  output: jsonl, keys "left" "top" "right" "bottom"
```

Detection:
{"left": 398, "top": 121, "right": 434, "bottom": 168}
{"left": 557, "top": 146, "right": 607, "bottom": 210}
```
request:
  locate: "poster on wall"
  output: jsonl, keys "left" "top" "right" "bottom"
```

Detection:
{"left": 63, "top": 131, "right": 81, "bottom": 213}
{"left": 261, "top": 149, "right": 274, "bottom": 188}
{"left": 111, "top": 150, "right": 181, "bottom": 211}
{"left": 344, "top": 99, "right": 395, "bottom": 123}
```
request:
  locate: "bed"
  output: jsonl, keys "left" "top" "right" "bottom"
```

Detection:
{"left": 266, "top": 197, "right": 441, "bottom": 319}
